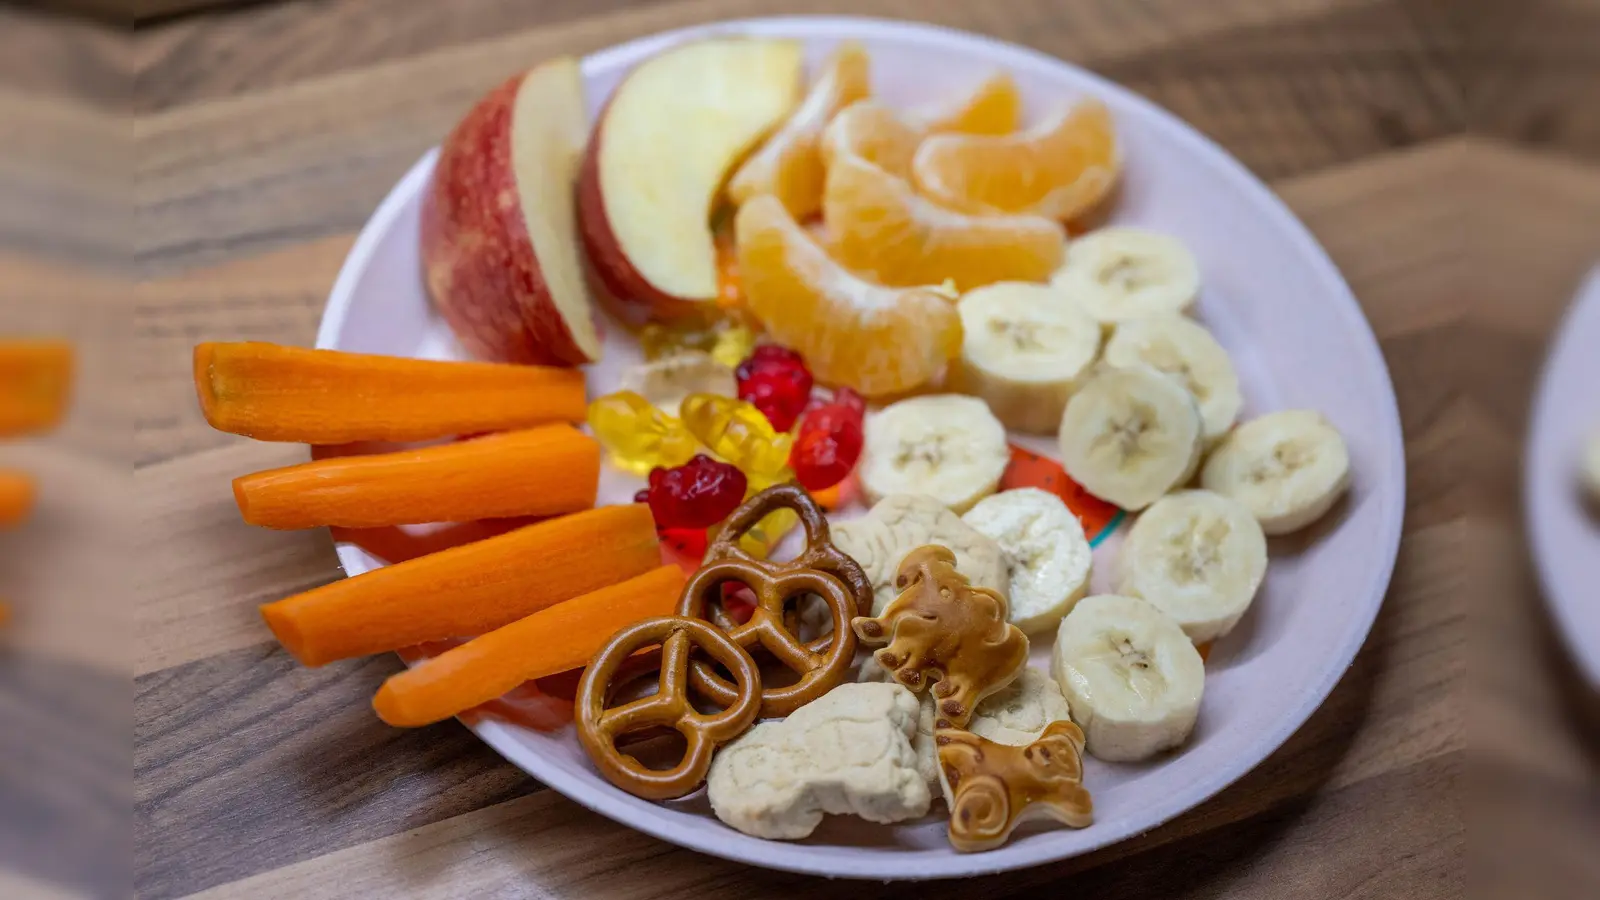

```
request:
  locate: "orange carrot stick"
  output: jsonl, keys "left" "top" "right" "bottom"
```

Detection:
{"left": 261, "top": 503, "right": 660, "bottom": 666}
{"left": 0, "top": 340, "right": 72, "bottom": 438}
{"left": 194, "top": 342, "right": 587, "bottom": 444}
{"left": 0, "top": 471, "right": 34, "bottom": 528}
{"left": 373, "top": 565, "right": 685, "bottom": 726}
{"left": 233, "top": 425, "right": 599, "bottom": 529}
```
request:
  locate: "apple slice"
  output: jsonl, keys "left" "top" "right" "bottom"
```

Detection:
{"left": 421, "top": 57, "right": 601, "bottom": 367}
{"left": 578, "top": 38, "right": 803, "bottom": 323}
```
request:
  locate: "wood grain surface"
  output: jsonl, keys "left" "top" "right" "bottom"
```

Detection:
{"left": 0, "top": 0, "right": 1588, "bottom": 896}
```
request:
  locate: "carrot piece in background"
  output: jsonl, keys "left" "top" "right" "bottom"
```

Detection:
{"left": 260, "top": 504, "right": 659, "bottom": 666}
{"left": 233, "top": 424, "right": 599, "bottom": 529}
{"left": 194, "top": 342, "right": 586, "bottom": 444}
{"left": 0, "top": 471, "right": 35, "bottom": 528}
{"left": 373, "top": 565, "right": 685, "bottom": 727}
{"left": 0, "top": 340, "right": 72, "bottom": 438}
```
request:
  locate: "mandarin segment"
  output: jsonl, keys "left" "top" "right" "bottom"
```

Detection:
{"left": 912, "top": 98, "right": 1120, "bottom": 222}
{"left": 735, "top": 195, "right": 962, "bottom": 398}
{"left": 819, "top": 100, "right": 924, "bottom": 179}
{"left": 728, "top": 42, "right": 873, "bottom": 218}
{"left": 921, "top": 71, "right": 1022, "bottom": 135}
{"left": 823, "top": 152, "right": 1065, "bottom": 291}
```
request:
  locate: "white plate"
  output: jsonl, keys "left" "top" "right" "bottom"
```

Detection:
{"left": 1526, "top": 265, "right": 1600, "bottom": 688}
{"left": 314, "top": 16, "right": 1405, "bottom": 880}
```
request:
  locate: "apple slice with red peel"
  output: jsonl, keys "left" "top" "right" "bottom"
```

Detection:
{"left": 421, "top": 57, "right": 601, "bottom": 366}
{"left": 578, "top": 38, "right": 803, "bottom": 324}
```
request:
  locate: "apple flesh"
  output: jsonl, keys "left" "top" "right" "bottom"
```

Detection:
{"left": 421, "top": 57, "right": 602, "bottom": 366}
{"left": 578, "top": 38, "right": 802, "bottom": 324}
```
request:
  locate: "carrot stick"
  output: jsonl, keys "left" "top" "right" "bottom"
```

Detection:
{"left": 260, "top": 503, "right": 660, "bottom": 666}
{"left": 194, "top": 342, "right": 587, "bottom": 444}
{"left": 373, "top": 565, "right": 685, "bottom": 727}
{"left": 0, "top": 471, "right": 34, "bottom": 528}
{"left": 233, "top": 425, "right": 599, "bottom": 529}
{"left": 0, "top": 340, "right": 72, "bottom": 438}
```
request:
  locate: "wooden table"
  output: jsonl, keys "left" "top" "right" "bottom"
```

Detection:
{"left": 10, "top": 0, "right": 1591, "bottom": 895}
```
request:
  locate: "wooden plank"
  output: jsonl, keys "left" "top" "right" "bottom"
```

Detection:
{"left": 133, "top": 0, "right": 1371, "bottom": 111}
{"left": 181, "top": 752, "right": 1459, "bottom": 899}
{"left": 0, "top": 652, "right": 129, "bottom": 899}
{"left": 133, "top": 234, "right": 353, "bottom": 467}
{"left": 135, "top": 646, "right": 540, "bottom": 899}
{"left": 133, "top": 440, "right": 338, "bottom": 676}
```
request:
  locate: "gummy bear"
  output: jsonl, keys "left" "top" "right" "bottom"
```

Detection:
{"left": 639, "top": 455, "right": 748, "bottom": 529}
{"left": 735, "top": 345, "right": 814, "bottom": 432}
{"left": 639, "top": 317, "right": 758, "bottom": 370}
{"left": 790, "top": 387, "right": 866, "bottom": 490}
{"left": 679, "top": 393, "right": 795, "bottom": 480}
{"left": 587, "top": 391, "right": 698, "bottom": 476}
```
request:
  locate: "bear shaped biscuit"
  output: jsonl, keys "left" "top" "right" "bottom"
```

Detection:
{"left": 851, "top": 544, "right": 1029, "bottom": 728}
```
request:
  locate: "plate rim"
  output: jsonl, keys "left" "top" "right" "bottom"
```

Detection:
{"left": 1524, "top": 265, "right": 1600, "bottom": 688}
{"left": 314, "top": 14, "right": 1408, "bottom": 879}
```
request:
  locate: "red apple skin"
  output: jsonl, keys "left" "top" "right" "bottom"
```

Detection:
{"left": 421, "top": 73, "right": 599, "bottom": 367}
{"left": 575, "top": 101, "right": 718, "bottom": 327}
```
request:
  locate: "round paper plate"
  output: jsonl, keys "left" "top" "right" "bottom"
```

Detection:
{"left": 1526, "top": 265, "right": 1600, "bottom": 688}
{"left": 315, "top": 16, "right": 1406, "bottom": 880}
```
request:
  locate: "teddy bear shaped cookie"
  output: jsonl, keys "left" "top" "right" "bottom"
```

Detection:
{"left": 851, "top": 544, "right": 1029, "bottom": 728}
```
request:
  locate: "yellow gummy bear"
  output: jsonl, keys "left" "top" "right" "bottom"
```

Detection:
{"left": 639, "top": 318, "right": 757, "bottom": 370}
{"left": 586, "top": 390, "right": 698, "bottom": 476}
{"left": 735, "top": 469, "right": 801, "bottom": 558}
{"left": 679, "top": 393, "right": 794, "bottom": 479}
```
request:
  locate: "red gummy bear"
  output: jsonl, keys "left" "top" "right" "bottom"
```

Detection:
{"left": 639, "top": 454, "right": 749, "bottom": 529}
{"left": 790, "top": 387, "right": 866, "bottom": 490}
{"left": 735, "top": 345, "right": 814, "bottom": 432}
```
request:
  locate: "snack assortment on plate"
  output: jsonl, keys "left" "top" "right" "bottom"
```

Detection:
{"left": 187, "top": 35, "right": 1368, "bottom": 858}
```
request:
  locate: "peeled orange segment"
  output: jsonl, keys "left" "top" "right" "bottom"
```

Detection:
{"left": 728, "top": 42, "right": 873, "bottom": 218}
{"left": 919, "top": 72, "right": 1022, "bottom": 135}
{"left": 819, "top": 100, "right": 923, "bottom": 179}
{"left": 735, "top": 195, "right": 962, "bottom": 398}
{"left": 912, "top": 98, "right": 1120, "bottom": 222}
{"left": 824, "top": 152, "right": 1065, "bottom": 291}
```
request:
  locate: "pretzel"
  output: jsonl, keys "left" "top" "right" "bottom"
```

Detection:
{"left": 937, "top": 721, "right": 1094, "bottom": 852}
{"left": 677, "top": 482, "right": 873, "bottom": 717}
{"left": 852, "top": 544, "right": 1030, "bottom": 728}
{"left": 576, "top": 616, "right": 761, "bottom": 800}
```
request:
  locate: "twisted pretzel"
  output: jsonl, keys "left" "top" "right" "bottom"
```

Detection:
{"left": 677, "top": 483, "right": 873, "bottom": 717}
{"left": 576, "top": 616, "right": 760, "bottom": 800}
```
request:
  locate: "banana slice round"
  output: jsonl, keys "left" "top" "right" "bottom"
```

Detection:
{"left": 963, "top": 488, "right": 1093, "bottom": 634}
{"left": 616, "top": 351, "right": 736, "bottom": 415}
{"left": 859, "top": 394, "right": 1010, "bottom": 513}
{"left": 1114, "top": 490, "right": 1266, "bottom": 644}
{"left": 1050, "top": 227, "right": 1200, "bottom": 326}
{"left": 1102, "top": 315, "right": 1240, "bottom": 445}
{"left": 1057, "top": 365, "right": 1203, "bottom": 511}
{"left": 1051, "top": 594, "right": 1205, "bottom": 762}
{"left": 951, "top": 282, "right": 1102, "bottom": 434}
{"left": 1200, "top": 410, "right": 1351, "bottom": 535}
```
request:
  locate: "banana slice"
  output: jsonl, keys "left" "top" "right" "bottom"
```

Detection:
{"left": 1051, "top": 594, "right": 1205, "bottom": 762}
{"left": 1200, "top": 410, "right": 1351, "bottom": 535}
{"left": 858, "top": 394, "right": 1010, "bottom": 513}
{"left": 616, "top": 351, "right": 736, "bottom": 415}
{"left": 1102, "top": 315, "right": 1240, "bottom": 445}
{"left": 1050, "top": 227, "right": 1199, "bottom": 326}
{"left": 1057, "top": 365, "right": 1203, "bottom": 511}
{"left": 951, "top": 282, "right": 1102, "bottom": 434}
{"left": 963, "top": 488, "right": 1093, "bottom": 634}
{"left": 1114, "top": 490, "right": 1266, "bottom": 644}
